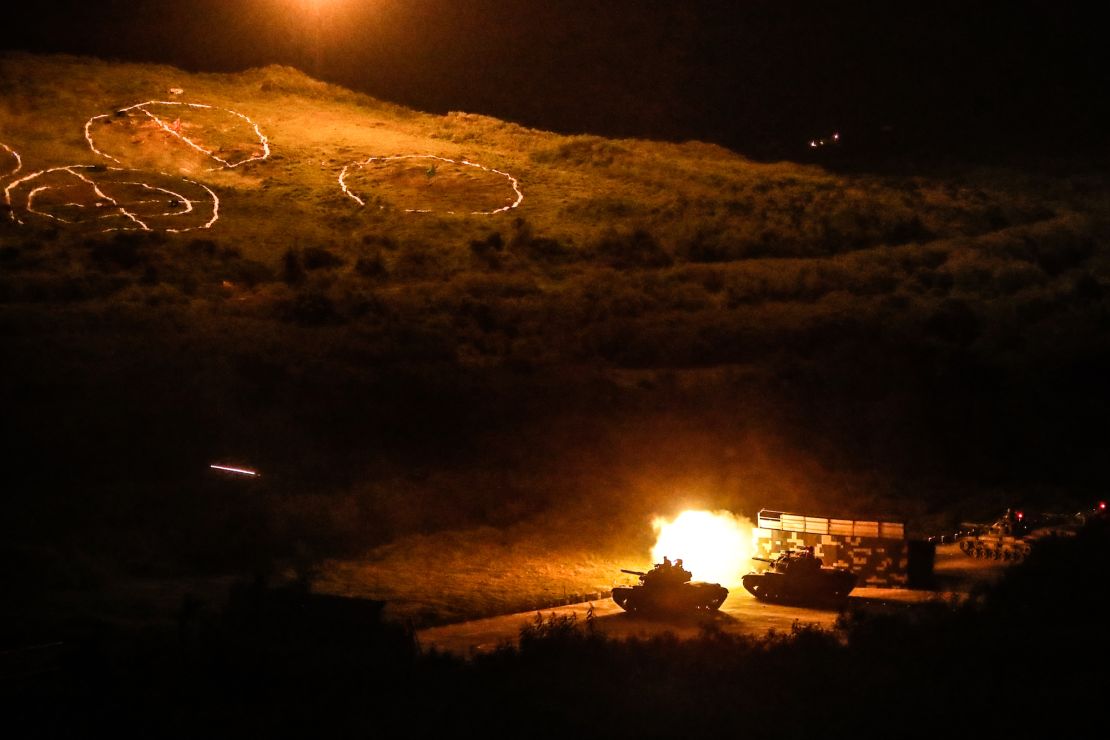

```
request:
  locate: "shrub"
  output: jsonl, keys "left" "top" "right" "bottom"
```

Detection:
{"left": 281, "top": 248, "right": 305, "bottom": 285}
{"left": 469, "top": 232, "right": 504, "bottom": 268}
{"left": 392, "top": 244, "right": 437, "bottom": 279}
{"left": 279, "top": 290, "right": 342, "bottom": 326}
{"left": 302, "top": 246, "right": 344, "bottom": 270}
{"left": 677, "top": 226, "right": 746, "bottom": 263}
{"left": 884, "top": 213, "right": 935, "bottom": 245}
{"left": 508, "top": 220, "right": 575, "bottom": 264}
{"left": 224, "top": 258, "right": 274, "bottom": 287}
{"left": 186, "top": 238, "right": 219, "bottom": 258}
{"left": 529, "top": 136, "right": 629, "bottom": 166}
{"left": 924, "top": 299, "right": 981, "bottom": 346}
{"left": 993, "top": 264, "right": 1046, "bottom": 295}
{"left": 88, "top": 234, "right": 148, "bottom": 270}
{"left": 355, "top": 253, "right": 388, "bottom": 279}
{"left": 593, "top": 228, "right": 672, "bottom": 269}
{"left": 361, "top": 233, "right": 397, "bottom": 251}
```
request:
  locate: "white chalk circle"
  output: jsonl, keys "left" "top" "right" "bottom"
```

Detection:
{"left": 1, "top": 141, "right": 22, "bottom": 180}
{"left": 85, "top": 101, "right": 270, "bottom": 173}
{"left": 339, "top": 154, "right": 523, "bottom": 215}
{"left": 4, "top": 165, "right": 219, "bottom": 233}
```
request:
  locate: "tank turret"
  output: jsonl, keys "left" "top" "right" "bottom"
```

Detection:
{"left": 611, "top": 557, "right": 728, "bottom": 615}
{"left": 741, "top": 547, "right": 856, "bottom": 607}
{"left": 954, "top": 508, "right": 1087, "bottom": 561}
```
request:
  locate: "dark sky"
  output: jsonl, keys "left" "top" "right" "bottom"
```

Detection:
{"left": 3, "top": 0, "right": 1106, "bottom": 159}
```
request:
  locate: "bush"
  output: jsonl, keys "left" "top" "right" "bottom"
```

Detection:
{"left": 508, "top": 219, "right": 575, "bottom": 264}
{"left": 676, "top": 226, "right": 758, "bottom": 263}
{"left": 355, "top": 253, "right": 388, "bottom": 279}
{"left": 529, "top": 136, "right": 629, "bottom": 166}
{"left": 278, "top": 290, "right": 342, "bottom": 326}
{"left": 469, "top": 232, "right": 504, "bottom": 268}
{"left": 302, "top": 246, "right": 344, "bottom": 270}
{"left": 281, "top": 248, "right": 305, "bottom": 285}
{"left": 224, "top": 258, "right": 274, "bottom": 287}
{"left": 593, "top": 228, "right": 672, "bottom": 269}
{"left": 88, "top": 234, "right": 149, "bottom": 270}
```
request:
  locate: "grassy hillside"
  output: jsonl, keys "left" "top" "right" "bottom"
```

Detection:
{"left": 2, "top": 53, "right": 1109, "bottom": 625}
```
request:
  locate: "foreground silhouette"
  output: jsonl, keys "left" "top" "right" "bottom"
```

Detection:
{"left": 6, "top": 522, "right": 1108, "bottom": 737}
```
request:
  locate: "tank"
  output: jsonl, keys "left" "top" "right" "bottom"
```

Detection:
{"left": 955, "top": 507, "right": 1089, "bottom": 561}
{"left": 611, "top": 559, "right": 729, "bottom": 615}
{"left": 956, "top": 509, "right": 1033, "bottom": 562}
{"left": 741, "top": 547, "right": 857, "bottom": 607}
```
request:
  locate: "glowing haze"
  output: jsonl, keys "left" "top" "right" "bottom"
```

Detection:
{"left": 651, "top": 510, "right": 753, "bottom": 587}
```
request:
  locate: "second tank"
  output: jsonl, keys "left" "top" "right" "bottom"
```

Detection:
{"left": 741, "top": 547, "right": 857, "bottom": 607}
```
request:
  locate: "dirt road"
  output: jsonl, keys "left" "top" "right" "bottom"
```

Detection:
{"left": 418, "top": 544, "right": 995, "bottom": 655}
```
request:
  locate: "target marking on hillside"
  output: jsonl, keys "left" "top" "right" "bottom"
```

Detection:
{"left": 1, "top": 141, "right": 22, "bottom": 180}
{"left": 4, "top": 165, "right": 219, "bottom": 233}
{"left": 339, "top": 155, "right": 523, "bottom": 215}
{"left": 85, "top": 101, "right": 270, "bottom": 172}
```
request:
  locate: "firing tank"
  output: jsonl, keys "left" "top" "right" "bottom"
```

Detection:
{"left": 611, "top": 559, "right": 729, "bottom": 615}
{"left": 741, "top": 547, "right": 857, "bottom": 607}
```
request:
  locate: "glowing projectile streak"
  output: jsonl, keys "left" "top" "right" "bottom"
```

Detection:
{"left": 339, "top": 154, "right": 524, "bottom": 215}
{"left": 4, "top": 165, "right": 219, "bottom": 233}
{"left": 209, "top": 464, "right": 259, "bottom": 477}
{"left": 1, "top": 141, "right": 22, "bottom": 179}
{"left": 85, "top": 101, "right": 270, "bottom": 170}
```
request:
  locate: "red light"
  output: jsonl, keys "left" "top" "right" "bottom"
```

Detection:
{"left": 1016, "top": 511, "right": 1024, "bottom": 521}
{"left": 1100, "top": 502, "right": 1106, "bottom": 511}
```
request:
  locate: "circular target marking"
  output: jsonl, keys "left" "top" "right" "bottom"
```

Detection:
{"left": 5, "top": 165, "right": 219, "bottom": 233}
{"left": 1, "top": 141, "right": 22, "bottom": 180}
{"left": 339, "top": 155, "right": 523, "bottom": 215}
{"left": 85, "top": 101, "right": 270, "bottom": 172}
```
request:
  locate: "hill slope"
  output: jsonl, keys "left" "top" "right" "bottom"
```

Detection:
{"left": 2, "top": 54, "right": 1109, "bottom": 621}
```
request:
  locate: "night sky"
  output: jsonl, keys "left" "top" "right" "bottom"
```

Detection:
{"left": 4, "top": 0, "right": 1106, "bottom": 160}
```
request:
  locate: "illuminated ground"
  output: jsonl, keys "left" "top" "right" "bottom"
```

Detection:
{"left": 2, "top": 55, "right": 1108, "bottom": 652}
{"left": 84, "top": 100, "right": 270, "bottom": 174}
{"left": 5, "top": 165, "right": 218, "bottom": 232}
{"left": 314, "top": 518, "right": 638, "bottom": 626}
{"left": 1, "top": 140, "right": 21, "bottom": 178}
{"left": 340, "top": 155, "right": 522, "bottom": 215}
{"left": 417, "top": 544, "right": 991, "bottom": 654}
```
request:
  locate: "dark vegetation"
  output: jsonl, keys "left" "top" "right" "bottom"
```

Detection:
{"left": 3, "top": 163, "right": 1110, "bottom": 597}
{"left": 1, "top": 52, "right": 1108, "bottom": 645}
{"left": 0, "top": 30, "right": 1106, "bottom": 733}
{"left": 0, "top": 5, "right": 1107, "bottom": 727}
{"left": 8, "top": 520, "right": 1107, "bottom": 738}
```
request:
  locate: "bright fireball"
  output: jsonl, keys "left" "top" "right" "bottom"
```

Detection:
{"left": 651, "top": 509, "right": 752, "bottom": 587}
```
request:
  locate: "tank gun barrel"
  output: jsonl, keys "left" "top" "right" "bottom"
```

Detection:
{"left": 620, "top": 569, "right": 647, "bottom": 576}
{"left": 751, "top": 556, "right": 774, "bottom": 563}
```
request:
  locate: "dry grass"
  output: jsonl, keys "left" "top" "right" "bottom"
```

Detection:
{"left": 3, "top": 52, "right": 1109, "bottom": 627}
{"left": 315, "top": 521, "right": 642, "bottom": 626}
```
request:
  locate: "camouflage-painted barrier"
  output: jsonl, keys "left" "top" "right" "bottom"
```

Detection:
{"left": 753, "top": 509, "right": 909, "bottom": 587}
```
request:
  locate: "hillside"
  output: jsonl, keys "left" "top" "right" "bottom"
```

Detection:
{"left": 3, "top": 53, "right": 1110, "bottom": 625}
